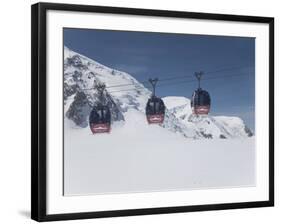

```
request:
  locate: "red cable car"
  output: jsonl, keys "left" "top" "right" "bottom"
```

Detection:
{"left": 191, "top": 89, "right": 211, "bottom": 115}
{"left": 89, "top": 105, "right": 111, "bottom": 134}
{"left": 191, "top": 71, "right": 211, "bottom": 115}
{"left": 89, "top": 83, "right": 111, "bottom": 134}
{"left": 145, "top": 78, "right": 166, "bottom": 124}
{"left": 146, "top": 97, "right": 165, "bottom": 124}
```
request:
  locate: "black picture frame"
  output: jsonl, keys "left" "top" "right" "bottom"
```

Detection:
{"left": 31, "top": 2, "right": 274, "bottom": 222}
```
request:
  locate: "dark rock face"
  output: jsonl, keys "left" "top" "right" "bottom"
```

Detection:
{"left": 66, "top": 55, "right": 87, "bottom": 69}
{"left": 244, "top": 126, "right": 254, "bottom": 137}
{"left": 64, "top": 82, "right": 78, "bottom": 102}
{"left": 200, "top": 132, "right": 213, "bottom": 139}
{"left": 102, "top": 92, "right": 124, "bottom": 122}
{"left": 66, "top": 91, "right": 91, "bottom": 128}
{"left": 64, "top": 54, "right": 124, "bottom": 127}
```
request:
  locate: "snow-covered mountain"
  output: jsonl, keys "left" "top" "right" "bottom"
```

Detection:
{"left": 163, "top": 97, "right": 253, "bottom": 138}
{"left": 64, "top": 46, "right": 253, "bottom": 139}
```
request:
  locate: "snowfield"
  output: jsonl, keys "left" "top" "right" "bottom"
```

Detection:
{"left": 64, "top": 114, "right": 255, "bottom": 195}
{"left": 63, "top": 46, "right": 255, "bottom": 196}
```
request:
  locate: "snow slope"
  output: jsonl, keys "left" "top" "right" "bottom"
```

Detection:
{"left": 64, "top": 46, "right": 253, "bottom": 139}
{"left": 64, "top": 117, "right": 255, "bottom": 195}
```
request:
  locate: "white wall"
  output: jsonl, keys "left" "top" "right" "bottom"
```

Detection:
{"left": 0, "top": 0, "right": 279, "bottom": 223}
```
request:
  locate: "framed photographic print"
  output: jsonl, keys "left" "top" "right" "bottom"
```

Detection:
{"left": 31, "top": 2, "right": 274, "bottom": 222}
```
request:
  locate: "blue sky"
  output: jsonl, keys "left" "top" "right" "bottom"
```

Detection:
{"left": 64, "top": 28, "right": 255, "bottom": 131}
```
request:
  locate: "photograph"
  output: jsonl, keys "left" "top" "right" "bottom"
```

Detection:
{"left": 63, "top": 28, "right": 256, "bottom": 196}
{"left": 31, "top": 2, "right": 274, "bottom": 221}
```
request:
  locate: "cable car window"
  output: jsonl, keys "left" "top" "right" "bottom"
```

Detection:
{"left": 97, "top": 109, "right": 102, "bottom": 118}
{"left": 155, "top": 102, "right": 159, "bottom": 112}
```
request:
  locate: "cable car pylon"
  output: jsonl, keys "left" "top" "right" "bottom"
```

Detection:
{"left": 149, "top": 78, "right": 158, "bottom": 97}
{"left": 195, "top": 71, "right": 203, "bottom": 88}
{"left": 96, "top": 82, "right": 106, "bottom": 105}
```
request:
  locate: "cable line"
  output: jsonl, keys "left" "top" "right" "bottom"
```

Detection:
{"left": 107, "top": 73, "right": 249, "bottom": 94}
{"left": 80, "top": 64, "right": 253, "bottom": 91}
{"left": 108, "top": 64, "right": 253, "bottom": 88}
{"left": 105, "top": 80, "right": 150, "bottom": 89}
{"left": 157, "top": 72, "right": 249, "bottom": 88}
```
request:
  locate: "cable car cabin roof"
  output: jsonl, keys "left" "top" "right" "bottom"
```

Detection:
{"left": 89, "top": 105, "right": 111, "bottom": 124}
{"left": 191, "top": 88, "right": 211, "bottom": 107}
{"left": 146, "top": 97, "right": 165, "bottom": 115}
{"left": 147, "top": 96, "right": 165, "bottom": 103}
